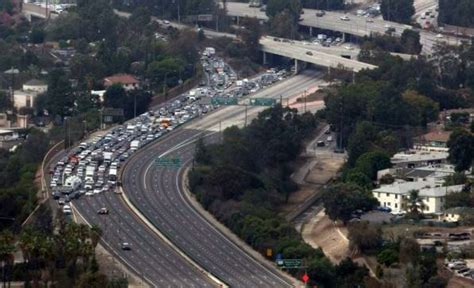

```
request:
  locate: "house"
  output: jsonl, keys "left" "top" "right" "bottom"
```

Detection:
{"left": 103, "top": 74, "right": 140, "bottom": 91}
{"left": 23, "top": 79, "right": 48, "bottom": 93}
{"left": 390, "top": 150, "right": 448, "bottom": 169}
{"left": 372, "top": 179, "right": 464, "bottom": 214}
{"left": 414, "top": 130, "right": 451, "bottom": 152}
{"left": 0, "top": 129, "right": 21, "bottom": 150}
{"left": 13, "top": 79, "right": 48, "bottom": 110}
{"left": 440, "top": 207, "right": 474, "bottom": 223}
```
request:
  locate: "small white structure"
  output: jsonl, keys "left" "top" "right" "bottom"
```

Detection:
{"left": 23, "top": 79, "right": 48, "bottom": 93}
{"left": 13, "top": 79, "right": 48, "bottom": 110}
{"left": 372, "top": 179, "right": 465, "bottom": 214}
{"left": 390, "top": 150, "right": 449, "bottom": 169}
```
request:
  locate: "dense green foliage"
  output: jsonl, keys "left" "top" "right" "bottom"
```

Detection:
{"left": 112, "top": 0, "right": 217, "bottom": 20}
{"left": 190, "top": 106, "right": 368, "bottom": 287}
{"left": 360, "top": 29, "right": 422, "bottom": 55}
{"left": 439, "top": 0, "right": 474, "bottom": 27}
{"left": 0, "top": 129, "right": 49, "bottom": 231}
{"left": 381, "top": 0, "right": 415, "bottom": 24}
{"left": 266, "top": 0, "right": 301, "bottom": 39}
{"left": 301, "top": 0, "right": 344, "bottom": 10}
{"left": 322, "top": 183, "right": 379, "bottom": 223}
{"left": 447, "top": 129, "right": 474, "bottom": 172}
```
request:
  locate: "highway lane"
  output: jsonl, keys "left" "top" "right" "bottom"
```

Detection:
{"left": 71, "top": 131, "right": 218, "bottom": 288}
{"left": 224, "top": 2, "right": 464, "bottom": 54}
{"left": 121, "top": 71, "right": 326, "bottom": 287}
{"left": 73, "top": 190, "right": 217, "bottom": 287}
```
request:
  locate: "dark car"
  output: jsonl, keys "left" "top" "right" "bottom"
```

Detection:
{"left": 316, "top": 11, "right": 325, "bottom": 17}
{"left": 97, "top": 207, "right": 109, "bottom": 215}
{"left": 121, "top": 242, "right": 131, "bottom": 250}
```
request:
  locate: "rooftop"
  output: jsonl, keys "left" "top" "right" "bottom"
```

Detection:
{"left": 104, "top": 74, "right": 139, "bottom": 86}
{"left": 419, "top": 130, "right": 451, "bottom": 143}
{"left": 391, "top": 150, "right": 449, "bottom": 164}
{"left": 24, "top": 79, "right": 46, "bottom": 86}
{"left": 373, "top": 179, "right": 464, "bottom": 197}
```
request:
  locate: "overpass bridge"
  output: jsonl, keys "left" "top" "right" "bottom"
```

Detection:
{"left": 224, "top": 2, "right": 464, "bottom": 54}
{"left": 259, "top": 37, "right": 377, "bottom": 72}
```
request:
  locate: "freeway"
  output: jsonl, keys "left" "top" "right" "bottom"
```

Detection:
{"left": 72, "top": 165, "right": 218, "bottom": 287}
{"left": 259, "top": 37, "right": 377, "bottom": 72}
{"left": 224, "top": 2, "right": 464, "bottom": 54}
{"left": 122, "top": 71, "right": 324, "bottom": 288}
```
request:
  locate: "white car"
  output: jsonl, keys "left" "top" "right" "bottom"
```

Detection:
{"left": 340, "top": 15, "right": 350, "bottom": 21}
{"left": 63, "top": 205, "right": 72, "bottom": 215}
{"left": 436, "top": 33, "right": 443, "bottom": 38}
{"left": 85, "top": 191, "right": 94, "bottom": 196}
{"left": 93, "top": 188, "right": 102, "bottom": 195}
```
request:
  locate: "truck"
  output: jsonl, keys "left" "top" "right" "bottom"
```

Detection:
{"left": 103, "top": 152, "right": 113, "bottom": 164}
{"left": 130, "top": 140, "right": 140, "bottom": 152}
{"left": 64, "top": 176, "right": 82, "bottom": 191}
{"left": 85, "top": 165, "right": 96, "bottom": 182}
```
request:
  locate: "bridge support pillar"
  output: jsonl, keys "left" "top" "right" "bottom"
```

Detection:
{"left": 294, "top": 59, "right": 299, "bottom": 74}
{"left": 342, "top": 32, "right": 346, "bottom": 42}
{"left": 309, "top": 26, "right": 313, "bottom": 37}
{"left": 263, "top": 51, "right": 268, "bottom": 65}
{"left": 236, "top": 16, "right": 240, "bottom": 26}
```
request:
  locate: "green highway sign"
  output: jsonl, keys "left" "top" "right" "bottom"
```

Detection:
{"left": 276, "top": 259, "right": 302, "bottom": 268}
{"left": 249, "top": 98, "right": 276, "bottom": 106}
{"left": 211, "top": 97, "right": 238, "bottom": 106}
{"left": 155, "top": 157, "right": 182, "bottom": 167}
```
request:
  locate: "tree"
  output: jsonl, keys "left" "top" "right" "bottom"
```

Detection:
{"left": 30, "top": 28, "right": 46, "bottom": 44}
{"left": 301, "top": 0, "right": 344, "bottom": 10}
{"left": 447, "top": 129, "right": 474, "bottom": 172}
{"left": 354, "top": 150, "right": 392, "bottom": 180}
{"left": 0, "top": 230, "right": 15, "bottom": 287}
{"left": 402, "top": 90, "right": 439, "bottom": 127}
{"left": 270, "top": 10, "right": 298, "bottom": 39}
{"left": 439, "top": 0, "right": 474, "bottom": 27}
{"left": 399, "top": 237, "right": 420, "bottom": 264}
{"left": 322, "top": 183, "right": 379, "bottom": 223}
{"left": 266, "top": 0, "right": 302, "bottom": 19}
{"left": 347, "top": 221, "right": 383, "bottom": 253}
{"left": 0, "top": 91, "right": 10, "bottom": 112}
{"left": 400, "top": 29, "right": 422, "bottom": 54}
{"left": 377, "top": 248, "right": 399, "bottom": 266}
{"left": 406, "top": 189, "right": 426, "bottom": 216}
{"left": 103, "top": 84, "right": 127, "bottom": 109}
{"left": 238, "top": 17, "right": 261, "bottom": 61}
{"left": 381, "top": 0, "right": 415, "bottom": 24}
{"left": 44, "top": 69, "right": 74, "bottom": 117}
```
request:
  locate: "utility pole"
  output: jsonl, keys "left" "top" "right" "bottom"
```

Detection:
{"left": 134, "top": 93, "right": 137, "bottom": 118}
{"left": 244, "top": 105, "right": 248, "bottom": 127}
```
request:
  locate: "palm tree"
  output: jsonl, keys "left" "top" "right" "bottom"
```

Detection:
{"left": 406, "top": 189, "right": 426, "bottom": 216}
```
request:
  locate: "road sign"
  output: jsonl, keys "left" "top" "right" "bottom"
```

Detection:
{"left": 302, "top": 273, "right": 309, "bottom": 283}
{"left": 211, "top": 97, "right": 238, "bottom": 106}
{"left": 249, "top": 98, "right": 276, "bottom": 106}
{"left": 276, "top": 259, "right": 302, "bottom": 268}
{"left": 266, "top": 248, "right": 273, "bottom": 257}
{"left": 155, "top": 157, "right": 181, "bottom": 167}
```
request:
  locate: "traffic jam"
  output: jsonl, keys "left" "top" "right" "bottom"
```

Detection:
{"left": 49, "top": 47, "right": 291, "bottom": 216}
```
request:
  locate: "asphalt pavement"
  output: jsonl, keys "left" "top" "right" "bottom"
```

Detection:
{"left": 118, "top": 72, "right": 326, "bottom": 287}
